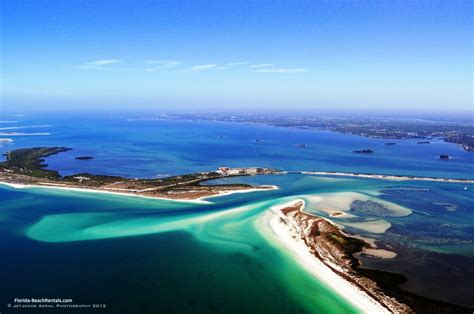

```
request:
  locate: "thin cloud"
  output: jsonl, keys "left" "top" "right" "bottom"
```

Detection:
{"left": 191, "top": 64, "right": 217, "bottom": 71}
{"left": 78, "top": 59, "right": 308, "bottom": 74}
{"left": 80, "top": 59, "right": 184, "bottom": 72}
{"left": 144, "top": 60, "right": 182, "bottom": 67}
{"left": 144, "top": 61, "right": 182, "bottom": 72}
{"left": 227, "top": 62, "right": 248, "bottom": 66}
{"left": 249, "top": 63, "right": 274, "bottom": 68}
{"left": 252, "top": 68, "right": 309, "bottom": 73}
{"left": 80, "top": 59, "right": 123, "bottom": 69}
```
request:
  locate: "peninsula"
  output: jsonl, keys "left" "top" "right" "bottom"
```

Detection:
{"left": 0, "top": 147, "right": 280, "bottom": 201}
{"left": 264, "top": 200, "right": 472, "bottom": 313}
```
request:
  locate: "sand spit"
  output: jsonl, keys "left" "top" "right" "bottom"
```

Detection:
{"left": 259, "top": 199, "right": 410, "bottom": 313}
{"left": 0, "top": 181, "right": 276, "bottom": 204}
{"left": 302, "top": 171, "right": 474, "bottom": 184}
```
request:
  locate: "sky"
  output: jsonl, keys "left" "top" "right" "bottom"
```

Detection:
{"left": 0, "top": 0, "right": 472, "bottom": 113}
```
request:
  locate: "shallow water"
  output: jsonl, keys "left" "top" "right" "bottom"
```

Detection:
{"left": 1, "top": 114, "right": 473, "bottom": 312}
{"left": 0, "top": 184, "right": 359, "bottom": 313}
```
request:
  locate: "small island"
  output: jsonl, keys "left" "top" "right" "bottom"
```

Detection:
{"left": 353, "top": 149, "right": 374, "bottom": 154}
{"left": 75, "top": 156, "right": 93, "bottom": 160}
{"left": 0, "top": 147, "right": 280, "bottom": 201}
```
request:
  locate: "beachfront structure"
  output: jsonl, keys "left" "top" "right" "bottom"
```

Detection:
{"left": 216, "top": 167, "right": 274, "bottom": 176}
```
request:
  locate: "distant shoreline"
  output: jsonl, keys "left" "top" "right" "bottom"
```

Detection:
{"left": 149, "top": 115, "right": 474, "bottom": 152}
{"left": 300, "top": 171, "right": 474, "bottom": 184}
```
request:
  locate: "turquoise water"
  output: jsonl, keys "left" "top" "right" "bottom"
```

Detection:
{"left": 0, "top": 114, "right": 473, "bottom": 312}
{"left": 0, "top": 183, "right": 359, "bottom": 313}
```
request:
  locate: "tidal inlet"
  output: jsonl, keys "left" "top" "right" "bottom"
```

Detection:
{"left": 1, "top": 1, "right": 473, "bottom": 313}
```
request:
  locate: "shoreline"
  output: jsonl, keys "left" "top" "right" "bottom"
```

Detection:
{"left": 301, "top": 171, "right": 474, "bottom": 184}
{"left": 259, "top": 199, "right": 472, "bottom": 313}
{"left": 258, "top": 200, "right": 391, "bottom": 313}
{"left": 200, "top": 184, "right": 278, "bottom": 200}
{"left": 0, "top": 181, "right": 278, "bottom": 204}
{"left": 152, "top": 116, "right": 474, "bottom": 153}
{"left": 0, "top": 147, "right": 283, "bottom": 204}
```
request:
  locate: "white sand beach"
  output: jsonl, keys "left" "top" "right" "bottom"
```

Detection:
{"left": 258, "top": 199, "right": 390, "bottom": 314}
{"left": 0, "top": 181, "right": 277, "bottom": 204}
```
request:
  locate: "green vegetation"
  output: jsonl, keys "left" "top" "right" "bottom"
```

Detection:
{"left": 0, "top": 147, "right": 263, "bottom": 194}
{"left": 0, "top": 147, "right": 71, "bottom": 179}
{"left": 326, "top": 232, "right": 367, "bottom": 260}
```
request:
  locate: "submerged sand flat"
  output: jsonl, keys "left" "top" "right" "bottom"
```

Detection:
{"left": 305, "top": 191, "right": 411, "bottom": 217}
{"left": 302, "top": 191, "right": 413, "bottom": 235}
{"left": 25, "top": 194, "right": 270, "bottom": 243}
{"left": 362, "top": 248, "right": 397, "bottom": 259}
{"left": 341, "top": 219, "right": 392, "bottom": 234}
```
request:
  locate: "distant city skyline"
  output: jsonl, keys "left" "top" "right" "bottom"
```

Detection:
{"left": 1, "top": 0, "right": 472, "bottom": 112}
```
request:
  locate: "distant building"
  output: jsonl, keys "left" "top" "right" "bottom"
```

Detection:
{"left": 217, "top": 167, "right": 230, "bottom": 174}
{"left": 229, "top": 169, "right": 242, "bottom": 175}
{"left": 246, "top": 168, "right": 258, "bottom": 175}
{"left": 216, "top": 167, "right": 275, "bottom": 176}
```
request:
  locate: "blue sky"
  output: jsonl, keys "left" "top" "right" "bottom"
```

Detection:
{"left": 0, "top": 0, "right": 472, "bottom": 112}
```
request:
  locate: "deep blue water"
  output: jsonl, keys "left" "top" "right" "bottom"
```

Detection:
{"left": 0, "top": 113, "right": 473, "bottom": 312}
{"left": 1, "top": 114, "right": 472, "bottom": 179}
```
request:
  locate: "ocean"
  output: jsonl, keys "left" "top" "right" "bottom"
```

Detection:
{"left": 0, "top": 113, "right": 473, "bottom": 313}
